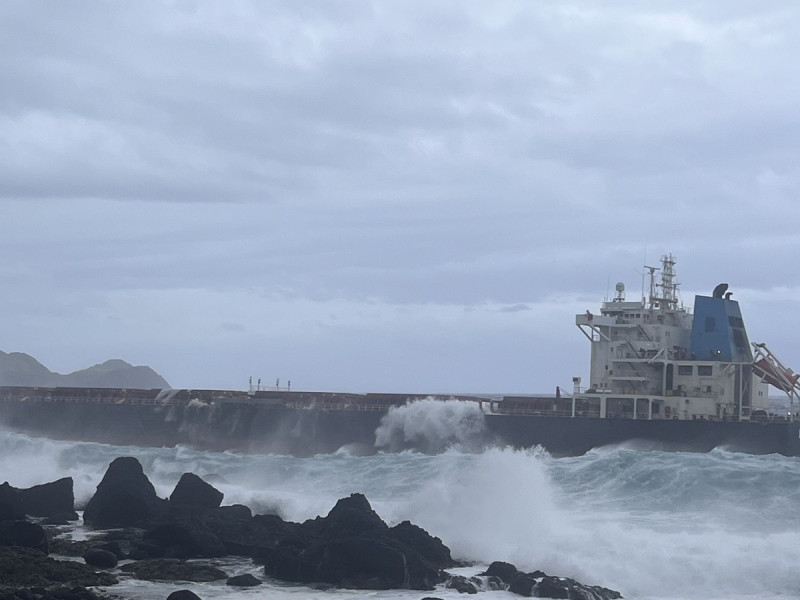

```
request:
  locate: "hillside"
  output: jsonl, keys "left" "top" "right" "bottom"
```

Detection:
{"left": 0, "top": 351, "right": 170, "bottom": 389}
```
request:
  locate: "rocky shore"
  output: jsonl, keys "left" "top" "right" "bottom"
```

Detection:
{"left": 0, "top": 456, "right": 622, "bottom": 600}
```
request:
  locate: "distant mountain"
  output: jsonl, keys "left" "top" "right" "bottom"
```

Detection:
{"left": 0, "top": 351, "right": 170, "bottom": 389}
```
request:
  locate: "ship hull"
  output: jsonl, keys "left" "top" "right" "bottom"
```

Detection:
{"left": 0, "top": 398, "right": 385, "bottom": 456}
{"left": 1, "top": 392, "right": 799, "bottom": 457}
{"left": 484, "top": 413, "right": 800, "bottom": 456}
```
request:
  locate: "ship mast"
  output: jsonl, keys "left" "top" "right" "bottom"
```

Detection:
{"left": 645, "top": 254, "right": 679, "bottom": 310}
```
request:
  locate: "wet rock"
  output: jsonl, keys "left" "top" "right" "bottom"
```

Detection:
{"left": 225, "top": 573, "right": 261, "bottom": 587}
{"left": 17, "top": 477, "right": 78, "bottom": 521}
{"left": 0, "top": 521, "right": 48, "bottom": 553}
{"left": 445, "top": 574, "right": 480, "bottom": 594}
{"left": 144, "top": 519, "right": 226, "bottom": 558}
{"left": 480, "top": 560, "right": 621, "bottom": 600}
{"left": 0, "top": 586, "right": 113, "bottom": 600}
{"left": 82, "top": 547, "right": 118, "bottom": 569}
{"left": 165, "top": 591, "right": 202, "bottom": 600}
{"left": 262, "top": 493, "right": 451, "bottom": 590}
{"left": 0, "top": 546, "right": 117, "bottom": 588}
{"left": 0, "top": 483, "right": 24, "bottom": 521}
{"left": 481, "top": 560, "right": 519, "bottom": 582}
{"left": 169, "top": 474, "right": 223, "bottom": 509}
{"left": 389, "top": 520, "right": 453, "bottom": 567}
{"left": 83, "top": 457, "right": 166, "bottom": 528}
{"left": 120, "top": 558, "right": 227, "bottom": 582}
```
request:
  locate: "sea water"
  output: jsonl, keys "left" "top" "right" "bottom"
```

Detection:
{"left": 1, "top": 400, "right": 800, "bottom": 600}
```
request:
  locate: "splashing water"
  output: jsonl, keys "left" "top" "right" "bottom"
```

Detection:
{"left": 374, "top": 398, "right": 490, "bottom": 453}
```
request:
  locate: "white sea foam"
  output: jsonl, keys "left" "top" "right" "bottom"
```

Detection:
{"left": 3, "top": 427, "right": 800, "bottom": 599}
{"left": 374, "top": 398, "right": 489, "bottom": 453}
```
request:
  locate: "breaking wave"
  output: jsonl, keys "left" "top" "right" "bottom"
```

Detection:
{"left": 373, "top": 398, "right": 490, "bottom": 453}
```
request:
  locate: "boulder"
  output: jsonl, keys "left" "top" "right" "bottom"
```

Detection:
{"left": 481, "top": 560, "right": 519, "bottom": 582}
{"left": 445, "top": 574, "right": 480, "bottom": 594}
{"left": 17, "top": 477, "right": 78, "bottom": 521}
{"left": 169, "top": 473, "right": 223, "bottom": 509}
{"left": 0, "top": 520, "right": 48, "bottom": 553}
{"left": 82, "top": 547, "right": 119, "bottom": 569}
{"left": 83, "top": 457, "right": 165, "bottom": 528}
{"left": 165, "top": 591, "right": 203, "bottom": 600}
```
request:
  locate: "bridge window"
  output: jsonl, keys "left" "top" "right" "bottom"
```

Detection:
{"left": 678, "top": 365, "right": 693, "bottom": 375}
{"left": 698, "top": 365, "right": 713, "bottom": 376}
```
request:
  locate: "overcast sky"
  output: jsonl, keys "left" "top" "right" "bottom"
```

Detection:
{"left": 1, "top": 1, "right": 799, "bottom": 393}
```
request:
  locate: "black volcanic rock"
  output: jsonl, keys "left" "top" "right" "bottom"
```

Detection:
{"left": 83, "top": 457, "right": 166, "bottom": 528}
{"left": 262, "top": 493, "right": 452, "bottom": 590}
{"left": 0, "top": 546, "right": 117, "bottom": 588}
{"left": 166, "top": 591, "right": 203, "bottom": 600}
{"left": 18, "top": 477, "right": 78, "bottom": 521}
{"left": 480, "top": 561, "right": 622, "bottom": 600}
{"left": 0, "top": 483, "right": 24, "bottom": 521}
{"left": 0, "top": 521, "right": 48, "bottom": 553}
{"left": 482, "top": 560, "right": 519, "bottom": 581}
{"left": 82, "top": 547, "right": 119, "bottom": 569}
{"left": 389, "top": 520, "right": 452, "bottom": 567}
{"left": 144, "top": 519, "right": 226, "bottom": 558}
{"left": 170, "top": 473, "right": 224, "bottom": 509}
{"left": 119, "top": 558, "right": 227, "bottom": 582}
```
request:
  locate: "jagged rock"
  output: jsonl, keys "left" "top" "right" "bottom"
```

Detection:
{"left": 226, "top": 573, "right": 261, "bottom": 586}
{"left": 445, "top": 574, "right": 480, "bottom": 594}
{"left": 0, "top": 521, "right": 48, "bottom": 553}
{"left": 389, "top": 520, "right": 453, "bottom": 567}
{"left": 169, "top": 473, "right": 223, "bottom": 509}
{"left": 165, "top": 591, "right": 202, "bottom": 600}
{"left": 262, "top": 493, "right": 451, "bottom": 590}
{"left": 120, "top": 558, "right": 227, "bottom": 582}
{"left": 17, "top": 477, "right": 77, "bottom": 521}
{"left": 0, "top": 546, "right": 117, "bottom": 588}
{"left": 82, "top": 547, "right": 118, "bottom": 569}
{"left": 83, "top": 457, "right": 166, "bottom": 528}
{"left": 310, "top": 492, "right": 389, "bottom": 539}
{"left": 211, "top": 510, "right": 288, "bottom": 558}
{"left": 0, "top": 483, "right": 24, "bottom": 521}
{"left": 481, "top": 560, "right": 621, "bottom": 600}
{"left": 534, "top": 575, "right": 622, "bottom": 600}
{"left": 144, "top": 519, "right": 226, "bottom": 558}
{"left": 508, "top": 572, "right": 539, "bottom": 597}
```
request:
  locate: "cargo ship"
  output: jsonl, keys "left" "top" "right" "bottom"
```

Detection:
{"left": 484, "top": 254, "right": 800, "bottom": 455}
{"left": 1, "top": 254, "right": 798, "bottom": 456}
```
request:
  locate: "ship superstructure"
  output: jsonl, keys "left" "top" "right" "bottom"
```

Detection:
{"left": 573, "top": 254, "right": 771, "bottom": 422}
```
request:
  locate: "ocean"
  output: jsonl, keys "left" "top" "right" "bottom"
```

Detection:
{"left": 1, "top": 400, "right": 800, "bottom": 600}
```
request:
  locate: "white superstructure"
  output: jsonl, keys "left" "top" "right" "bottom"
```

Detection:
{"left": 572, "top": 254, "right": 774, "bottom": 421}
